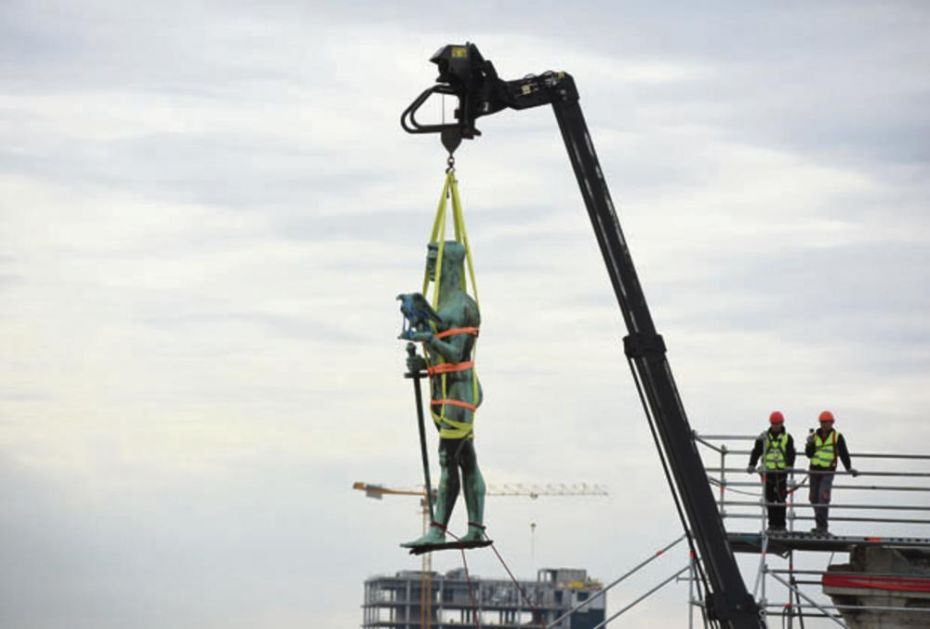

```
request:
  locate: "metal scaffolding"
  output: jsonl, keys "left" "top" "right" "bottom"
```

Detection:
{"left": 692, "top": 432, "right": 930, "bottom": 627}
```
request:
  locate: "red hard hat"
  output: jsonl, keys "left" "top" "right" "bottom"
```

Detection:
{"left": 769, "top": 411, "right": 784, "bottom": 424}
{"left": 818, "top": 410, "right": 835, "bottom": 422}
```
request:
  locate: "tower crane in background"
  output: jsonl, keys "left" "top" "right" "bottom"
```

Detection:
{"left": 353, "top": 481, "right": 608, "bottom": 628}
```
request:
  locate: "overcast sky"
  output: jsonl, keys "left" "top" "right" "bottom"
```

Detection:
{"left": 2, "top": 1, "right": 929, "bottom": 628}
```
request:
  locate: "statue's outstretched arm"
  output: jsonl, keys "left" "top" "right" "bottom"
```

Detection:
{"left": 408, "top": 331, "right": 467, "bottom": 363}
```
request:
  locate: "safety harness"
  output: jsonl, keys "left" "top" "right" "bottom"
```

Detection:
{"left": 811, "top": 430, "right": 839, "bottom": 469}
{"left": 762, "top": 431, "right": 789, "bottom": 471}
{"left": 422, "top": 169, "right": 480, "bottom": 440}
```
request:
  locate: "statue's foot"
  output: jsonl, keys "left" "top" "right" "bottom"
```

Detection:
{"left": 460, "top": 522, "right": 486, "bottom": 543}
{"left": 401, "top": 526, "right": 446, "bottom": 549}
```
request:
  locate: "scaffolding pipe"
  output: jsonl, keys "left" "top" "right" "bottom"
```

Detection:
{"left": 694, "top": 434, "right": 758, "bottom": 441}
{"left": 770, "top": 568, "right": 930, "bottom": 578}
{"left": 846, "top": 452, "right": 930, "bottom": 460}
{"left": 831, "top": 484, "right": 930, "bottom": 492}
{"left": 713, "top": 481, "right": 930, "bottom": 492}
{"left": 544, "top": 535, "right": 686, "bottom": 629}
{"left": 705, "top": 468, "right": 930, "bottom": 478}
{"left": 722, "top": 451, "right": 930, "bottom": 460}
{"left": 692, "top": 432, "right": 725, "bottom": 453}
{"left": 784, "top": 612, "right": 846, "bottom": 620}
{"left": 785, "top": 579, "right": 827, "bottom": 586}
{"left": 688, "top": 557, "right": 697, "bottom": 629}
{"left": 722, "top": 500, "right": 930, "bottom": 512}
{"left": 723, "top": 513, "right": 930, "bottom": 524}
{"left": 720, "top": 446, "right": 727, "bottom": 512}
{"left": 694, "top": 436, "right": 930, "bottom": 461}
{"left": 752, "top": 535, "right": 769, "bottom": 599}
{"left": 591, "top": 565, "right": 690, "bottom": 629}
{"left": 765, "top": 603, "right": 930, "bottom": 614}
{"left": 767, "top": 571, "right": 847, "bottom": 628}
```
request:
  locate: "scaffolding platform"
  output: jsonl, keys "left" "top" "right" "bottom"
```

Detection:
{"left": 692, "top": 434, "right": 930, "bottom": 626}
{"left": 728, "top": 531, "right": 930, "bottom": 555}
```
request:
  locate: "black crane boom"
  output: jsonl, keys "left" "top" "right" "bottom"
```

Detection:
{"left": 402, "top": 43, "right": 763, "bottom": 628}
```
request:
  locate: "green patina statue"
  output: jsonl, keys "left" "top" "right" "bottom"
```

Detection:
{"left": 402, "top": 241, "right": 487, "bottom": 550}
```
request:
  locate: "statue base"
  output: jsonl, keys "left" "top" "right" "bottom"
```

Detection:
{"left": 405, "top": 539, "right": 493, "bottom": 555}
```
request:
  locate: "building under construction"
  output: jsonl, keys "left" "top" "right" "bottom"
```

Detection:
{"left": 362, "top": 567, "right": 605, "bottom": 629}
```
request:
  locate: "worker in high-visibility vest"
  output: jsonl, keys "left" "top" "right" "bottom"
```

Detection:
{"left": 747, "top": 411, "right": 796, "bottom": 532}
{"left": 805, "top": 410, "right": 858, "bottom": 535}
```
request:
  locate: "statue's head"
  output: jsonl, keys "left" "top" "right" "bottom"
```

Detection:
{"left": 426, "top": 241, "right": 465, "bottom": 281}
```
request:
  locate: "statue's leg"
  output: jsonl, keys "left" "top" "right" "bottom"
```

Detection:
{"left": 402, "top": 441, "right": 460, "bottom": 548}
{"left": 459, "top": 439, "right": 487, "bottom": 542}
{"left": 434, "top": 440, "right": 461, "bottom": 528}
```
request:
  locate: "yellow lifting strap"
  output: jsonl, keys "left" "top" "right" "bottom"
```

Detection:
{"left": 421, "top": 169, "right": 480, "bottom": 440}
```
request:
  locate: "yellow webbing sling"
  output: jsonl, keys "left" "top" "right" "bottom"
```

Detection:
{"left": 422, "top": 169, "right": 480, "bottom": 440}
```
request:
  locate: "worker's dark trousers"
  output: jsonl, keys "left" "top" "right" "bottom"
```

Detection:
{"left": 809, "top": 470, "right": 835, "bottom": 530}
{"left": 763, "top": 471, "right": 788, "bottom": 528}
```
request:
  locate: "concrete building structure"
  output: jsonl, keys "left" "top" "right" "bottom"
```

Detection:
{"left": 362, "top": 567, "right": 605, "bottom": 628}
{"left": 823, "top": 546, "right": 930, "bottom": 628}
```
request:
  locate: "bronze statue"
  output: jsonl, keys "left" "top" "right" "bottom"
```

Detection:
{"left": 400, "top": 241, "right": 486, "bottom": 550}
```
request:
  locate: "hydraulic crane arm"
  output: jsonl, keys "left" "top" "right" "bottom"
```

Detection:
{"left": 402, "top": 43, "right": 763, "bottom": 628}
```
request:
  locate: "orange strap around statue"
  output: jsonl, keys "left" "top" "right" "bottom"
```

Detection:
{"left": 435, "top": 327, "right": 479, "bottom": 340}
{"left": 427, "top": 361, "right": 474, "bottom": 376}
{"left": 425, "top": 328, "right": 479, "bottom": 376}
{"left": 431, "top": 399, "right": 478, "bottom": 412}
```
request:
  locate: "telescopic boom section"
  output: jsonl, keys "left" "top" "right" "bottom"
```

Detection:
{"left": 402, "top": 43, "right": 763, "bottom": 628}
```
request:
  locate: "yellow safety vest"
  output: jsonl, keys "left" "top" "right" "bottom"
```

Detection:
{"left": 763, "top": 431, "right": 789, "bottom": 470}
{"left": 811, "top": 430, "right": 839, "bottom": 469}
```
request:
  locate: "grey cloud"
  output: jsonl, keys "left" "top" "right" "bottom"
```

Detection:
{"left": 6, "top": 0, "right": 925, "bottom": 174}
{"left": 652, "top": 242, "right": 930, "bottom": 372}
{"left": 0, "top": 2, "right": 325, "bottom": 94}
{"left": 0, "top": 455, "right": 382, "bottom": 629}
{"left": 271, "top": 200, "right": 572, "bottom": 249}
{"left": 0, "top": 135, "right": 386, "bottom": 211}
{"left": 0, "top": 272, "right": 23, "bottom": 289}
{"left": 0, "top": 390, "right": 54, "bottom": 403}
{"left": 141, "top": 310, "right": 364, "bottom": 344}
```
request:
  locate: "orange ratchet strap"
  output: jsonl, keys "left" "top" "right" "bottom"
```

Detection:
{"left": 434, "top": 327, "right": 479, "bottom": 340}
{"left": 427, "top": 361, "right": 474, "bottom": 376}
{"left": 430, "top": 399, "right": 477, "bottom": 412}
